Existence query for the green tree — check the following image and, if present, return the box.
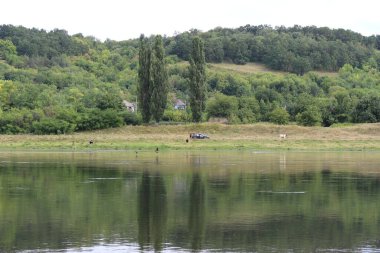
[269,107,290,125]
[138,35,152,123]
[0,39,17,62]
[296,106,322,126]
[352,94,380,123]
[204,37,224,63]
[150,35,168,123]
[189,37,206,122]
[206,93,238,120]
[237,96,260,123]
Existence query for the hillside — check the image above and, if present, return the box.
[0,24,380,135]
[167,25,380,74]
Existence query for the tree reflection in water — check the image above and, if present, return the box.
[188,172,206,251]
[138,171,167,251]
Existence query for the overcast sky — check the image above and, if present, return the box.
[1,0,379,41]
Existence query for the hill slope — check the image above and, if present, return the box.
[0,24,379,135]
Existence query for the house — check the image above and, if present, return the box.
[174,99,186,110]
[122,100,136,112]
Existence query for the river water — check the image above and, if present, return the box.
[0,151,380,252]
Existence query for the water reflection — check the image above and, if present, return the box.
[189,173,205,251]
[0,152,379,252]
[138,172,150,249]
[138,171,167,251]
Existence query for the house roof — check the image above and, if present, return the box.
[122,100,135,107]
[175,99,186,106]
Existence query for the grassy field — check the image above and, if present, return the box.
[209,62,338,77]
[0,123,379,151]
[209,62,286,75]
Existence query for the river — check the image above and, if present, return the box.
[0,151,380,252]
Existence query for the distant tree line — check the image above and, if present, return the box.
[165,25,380,75]
[0,25,379,134]
[0,25,88,57]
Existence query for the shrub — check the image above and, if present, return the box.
[0,108,42,134]
[77,109,124,131]
[352,94,380,123]
[162,110,190,122]
[237,96,260,123]
[237,108,257,123]
[206,94,238,120]
[296,106,322,126]
[120,111,142,125]
[32,118,75,134]
[268,108,290,125]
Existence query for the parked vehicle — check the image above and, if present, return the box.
[190,133,210,139]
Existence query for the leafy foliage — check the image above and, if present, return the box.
[269,108,290,125]
[151,35,169,122]
[206,93,238,120]
[296,106,323,126]
[138,35,152,123]
[189,37,206,122]
[167,25,378,74]
[0,25,379,134]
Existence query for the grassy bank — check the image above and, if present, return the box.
[0,123,379,151]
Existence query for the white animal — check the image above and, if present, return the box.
[279,134,287,139]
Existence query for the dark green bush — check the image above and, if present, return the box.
[206,94,238,119]
[77,109,124,131]
[0,109,42,134]
[120,111,142,125]
[162,110,189,122]
[296,106,322,126]
[32,118,75,134]
[352,94,380,123]
[269,108,290,125]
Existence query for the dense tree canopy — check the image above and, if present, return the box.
[0,25,379,134]
[166,25,379,75]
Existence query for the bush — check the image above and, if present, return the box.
[296,106,322,126]
[162,110,190,122]
[352,94,380,123]
[268,108,290,125]
[77,109,124,131]
[120,111,142,125]
[206,94,238,120]
[0,108,42,134]
[237,108,257,123]
[0,124,25,134]
[32,118,75,134]
[237,96,260,123]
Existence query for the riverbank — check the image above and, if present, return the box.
[0,123,379,151]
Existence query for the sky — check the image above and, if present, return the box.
[1,0,379,41]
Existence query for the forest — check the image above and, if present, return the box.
[0,24,379,134]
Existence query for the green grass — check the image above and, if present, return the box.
[0,123,379,152]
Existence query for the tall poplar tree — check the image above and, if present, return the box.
[189,37,206,122]
[151,35,168,123]
[138,34,152,123]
